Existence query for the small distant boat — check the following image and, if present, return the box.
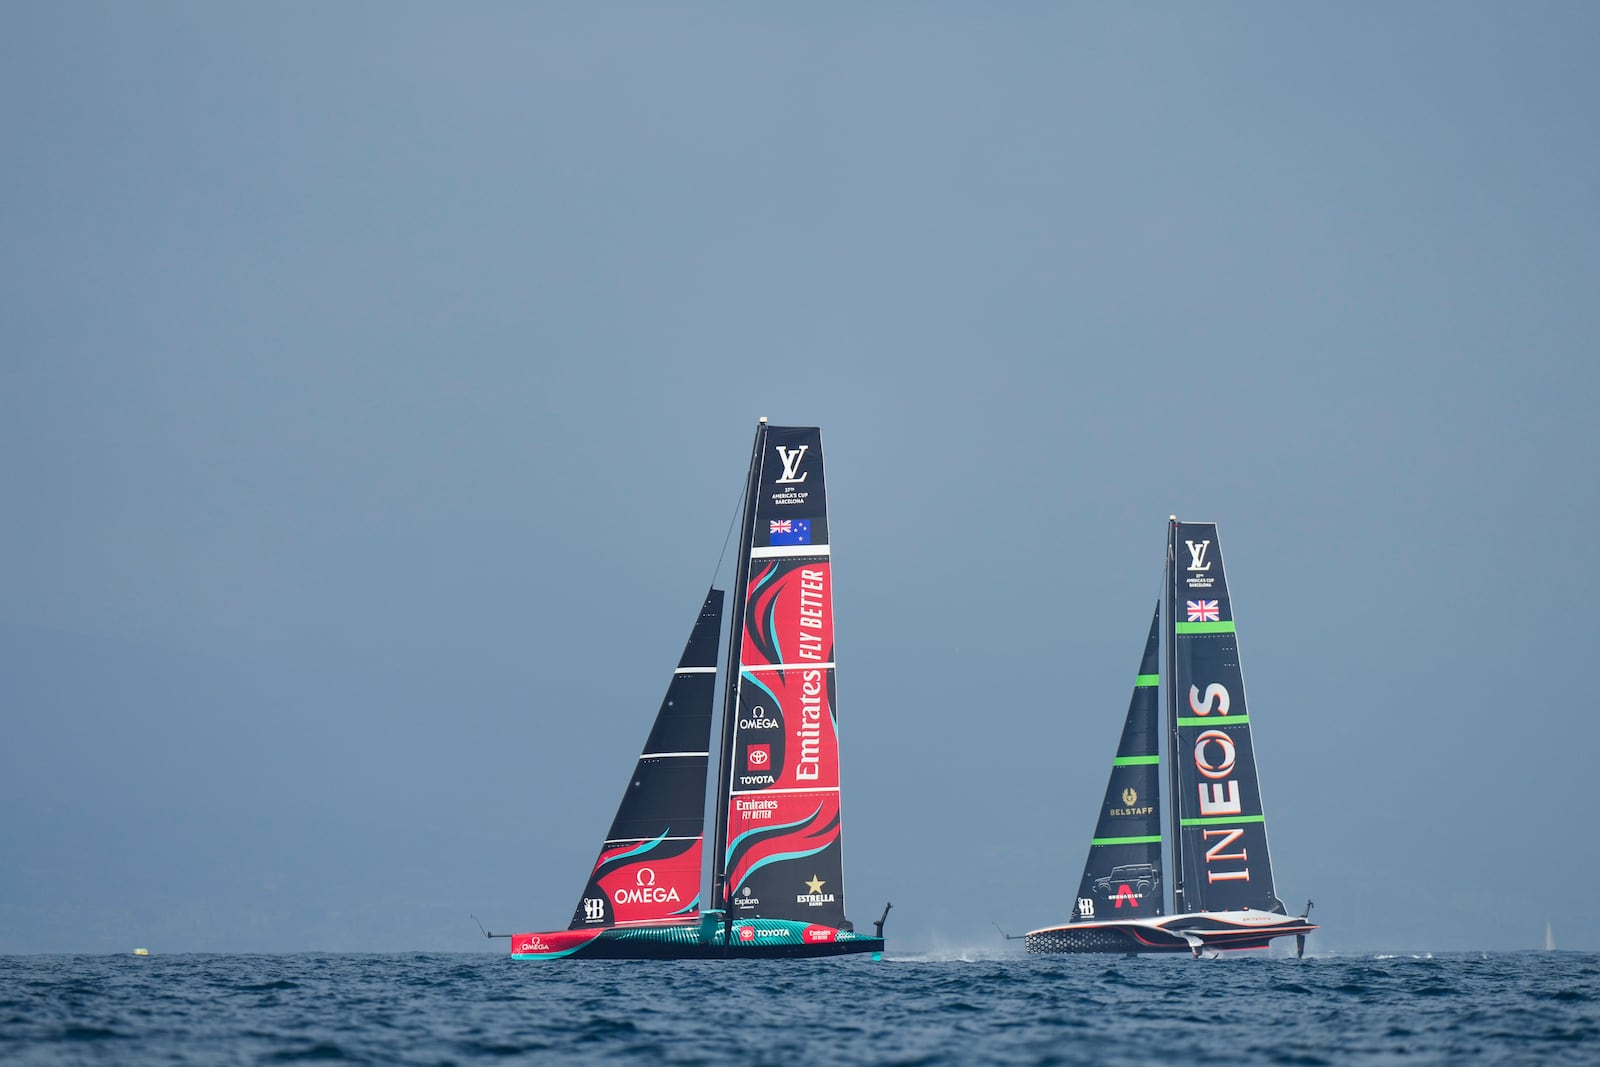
[1023,518,1318,958]
[1545,921,1556,951]
[132,948,150,956]
[502,420,888,961]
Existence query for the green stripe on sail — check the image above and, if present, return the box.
[1176,715,1250,727]
[1174,621,1236,634]
[1134,674,1159,687]
[1179,815,1266,827]
[1092,835,1163,846]
[1112,755,1159,766]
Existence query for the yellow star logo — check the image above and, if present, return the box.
[805,875,826,895]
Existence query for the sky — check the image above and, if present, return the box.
[2,3,1596,956]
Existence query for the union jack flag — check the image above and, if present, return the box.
[770,520,793,534]
[1187,600,1220,622]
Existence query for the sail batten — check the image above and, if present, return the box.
[751,545,832,559]
[730,785,841,796]
[1092,835,1163,846]
[742,661,839,672]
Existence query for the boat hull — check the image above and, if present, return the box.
[510,918,885,961]
[1024,910,1316,956]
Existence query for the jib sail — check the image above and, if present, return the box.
[715,424,849,928]
[1071,605,1164,923]
[1167,520,1284,915]
[567,590,724,929]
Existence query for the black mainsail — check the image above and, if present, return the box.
[1168,520,1284,915]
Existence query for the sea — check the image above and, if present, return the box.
[1,951,1595,1065]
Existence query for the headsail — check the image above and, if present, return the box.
[1168,521,1283,914]
[567,590,724,929]
[716,425,849,929]
[1070,605,1164,923]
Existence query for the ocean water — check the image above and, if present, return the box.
[1,951,1595,1065]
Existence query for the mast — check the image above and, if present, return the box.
[711,418,767,915]
[1166,517,1187,914]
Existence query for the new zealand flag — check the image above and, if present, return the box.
[768,518,811,546]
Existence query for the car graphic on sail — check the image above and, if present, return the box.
[1091,863,1160,901]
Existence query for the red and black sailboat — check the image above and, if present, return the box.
[1024,519,1317,957]
[504,420,888,960]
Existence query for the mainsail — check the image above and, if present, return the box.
[567,590,724,929]
[1167,521,1284,915]
[1070,605,1164,923]
[715,425,849,929]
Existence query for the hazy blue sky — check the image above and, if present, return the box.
[3,4,1596,955]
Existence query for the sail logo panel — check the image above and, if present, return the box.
[731,654,840,792]
[573,837,702,927]
[739,559,834,685]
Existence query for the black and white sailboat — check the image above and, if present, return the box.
[1025,518,1317,957]
[503,420,887,960]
